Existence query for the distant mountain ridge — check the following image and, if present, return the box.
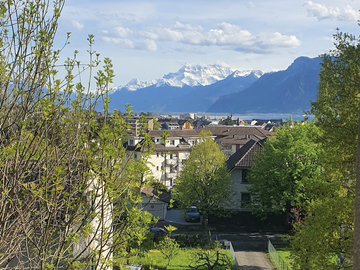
[114,63,263,91]
[108,64,264,112]
[106,57,322,114]
[207,56,322,114]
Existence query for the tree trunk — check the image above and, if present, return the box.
[353,101,360,269]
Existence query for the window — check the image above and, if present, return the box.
[241,193,251,208]
[157,153,160,158]
[156,166,159,171]
[170,140,175,145]
[170,154,173,159]
[134,154,137,159]
[156,138,160,143]
[129,139,134,146]
[242,169,248,183]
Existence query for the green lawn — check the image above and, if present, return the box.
[128,248,235,270]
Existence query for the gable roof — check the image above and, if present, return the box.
[226,138,266,170]
[149,129,201,138]
[204,126,271,138]
[141,187,171,203]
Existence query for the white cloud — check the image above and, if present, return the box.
[303,1,359,21]
[142,39,158,52]
[71,20,84,30]
[206,23,253,46]
[257,32,301,48]
[174,21,203,32]
[114,26,133,38]
[101,36,134,49]
[102,21,301,54]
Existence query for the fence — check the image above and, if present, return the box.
[229,241,240,270]
[215,236,240,270]
[268,240,291,270]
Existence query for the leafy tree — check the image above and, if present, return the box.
[155,225,179,269]
[220,116,235,126]
[173,130,231,231]
[290,30,360,270]
[0,1,151,269]
[248,122,323,224]
[189,250,232,270]
[153,118,161,130]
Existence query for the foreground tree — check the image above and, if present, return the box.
[248,122,322,225]
[173,130,231,231]
[291,30,360,270]
[0,1,151,269]
[155,225,179,269]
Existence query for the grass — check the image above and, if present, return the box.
[272,247,293,270]
[129,248,235,270]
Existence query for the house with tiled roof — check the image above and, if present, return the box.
[177,119,194,130]
[226,138,266,210]
[204,126,271,157]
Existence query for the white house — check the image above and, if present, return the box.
[226,139,265,210]
[140,187,171,220]
[126,130,205,189]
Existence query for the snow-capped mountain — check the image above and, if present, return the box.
[231,69,264,78]
[107,64,264,112]
[123,78,157,91]
[115,64,258,91]
[161,64,236,87]
[98,57,321,114]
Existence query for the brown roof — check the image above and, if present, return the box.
[204,126,271,138]
[216,134,263,146]
[149,129,201,138]
[226,139,265,170]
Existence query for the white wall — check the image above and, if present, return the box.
[141,196,168,220]
[228,168,251,210]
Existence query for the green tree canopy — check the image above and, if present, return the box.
[0,1,152,269]
[290,30,360,270]
[248,122,323,220]
[173,130,231,230]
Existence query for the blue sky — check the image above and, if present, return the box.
[56,0,360,87]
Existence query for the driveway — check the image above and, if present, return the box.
[214,232,279,270]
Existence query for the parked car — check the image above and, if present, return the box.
[150,227,167,237]
[149,226,168,242]
[185,206,200,222]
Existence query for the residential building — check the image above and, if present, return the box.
[126,129,205,189]
[226,139,265,210]
[178,119,194,130]
[140,187,171,220]
[204,126,271,156]
[180,112,197,119]
[126,116,154,136]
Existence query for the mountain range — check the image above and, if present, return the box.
[107,57,322,114]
